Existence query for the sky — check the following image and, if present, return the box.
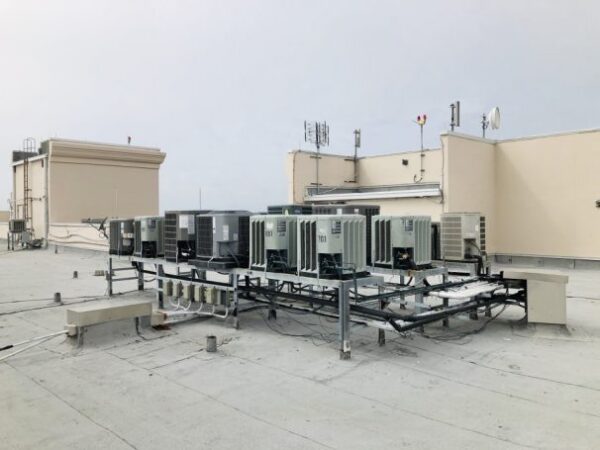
[1,0,599,213]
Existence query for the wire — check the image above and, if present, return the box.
[419,304,510,342]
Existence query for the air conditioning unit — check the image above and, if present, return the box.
[441,212,486,260]
[109,219,134,256]
[312,204,380,265]
[298,215,366,278]
[8,219,25,234]
[164,210,210,262]
[267,204,313,215]
[372,216,431,269]
[250,215,298,272]
[134,216,164,258]
[191,211,251,268]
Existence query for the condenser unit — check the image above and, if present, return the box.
[191,211,251,268]
[267,204,313,215]
[8,219,26,234]
[298,215,366,278]
[109,219,134,256]
[164,210,210,262]
[250,215,298,272]
[441,212,486,260]
[312,204,380,265]
[372,216,432,269]
[134,216,164,258]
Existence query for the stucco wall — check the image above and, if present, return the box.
[49,161,159,222]
[0,211,9,222]
[495,130,600,259]
[443,134,497,251]
[48,139,165,224]
[48,223,108,251]
[358,149,442,186]
[287,151,355,203]
[12,156,47,238]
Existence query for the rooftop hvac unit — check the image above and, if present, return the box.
[191,211,251,269]
[298,215,366,278]
[250,215,298,272]
[109,219,134,256]
[441,213,486,260]
[372,216,432,269]
[164,210,210,262]
[8,219,25,234]
[134,216,164,258]
[312,204,380,265]
[267,204,313,215]
[431,222,441,261]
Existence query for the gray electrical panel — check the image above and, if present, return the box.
[298,215,366,278]
[250,215,298,272]
[441,212,486,260]
[109,219,134,256]
[372,215,432,269]
[134,216,164,258]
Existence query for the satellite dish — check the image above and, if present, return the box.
[487,107,501,130]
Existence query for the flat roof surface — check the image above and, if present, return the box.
[1,248,599,449]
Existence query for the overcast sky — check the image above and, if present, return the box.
[1,1,598,213]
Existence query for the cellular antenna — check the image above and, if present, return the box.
[450,101,461,131]
[304,120,330,194]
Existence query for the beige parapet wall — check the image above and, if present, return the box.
[48,223,108,251]
[287,128,600,260]
[0,211,9,222]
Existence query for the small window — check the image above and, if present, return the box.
[41,159,44,168]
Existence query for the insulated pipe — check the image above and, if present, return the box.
[429,283,500,299]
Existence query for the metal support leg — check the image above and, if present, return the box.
[338,282,351,360]
[137,262,144,291]
[442,272,449,327]
[378,285,386,346]
[267,279,277,320]
[230,274,240,329]
[156,264,165,309]
[107,257,113,297]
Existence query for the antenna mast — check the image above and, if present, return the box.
[304,120,330,194]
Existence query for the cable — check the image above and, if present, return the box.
[0,331,67,362]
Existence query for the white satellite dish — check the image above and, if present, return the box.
[487,107,501,130]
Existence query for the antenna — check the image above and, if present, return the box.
[414,114,427,183]
[304,121,330,194]
[450,101,461,131]
[482,107,501,138]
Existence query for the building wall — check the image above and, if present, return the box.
[12,156,47,237]
[0,211,9,222]
[48,139,165,224]
[287,129,600,260]
[358,148,442,186]
[495,130,600,259]
[286,148,444,220]
[442,134,497,251]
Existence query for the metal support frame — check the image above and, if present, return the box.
[104,255,521,359]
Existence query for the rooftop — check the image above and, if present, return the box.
[1,248,600,449]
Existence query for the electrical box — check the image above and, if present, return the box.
[191,211,251,268]
[193,285,205,303]
[164,210,211,263]
[182,284,194,301]
[205,287,218,305]
[372,216,432,269]
[441,213,486,260]
[312,204,380,265]
[298,215,366,278]
[109,219,135,256]
[134,216,164,258]
[250,215,298,272]
[164,280,174,297]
